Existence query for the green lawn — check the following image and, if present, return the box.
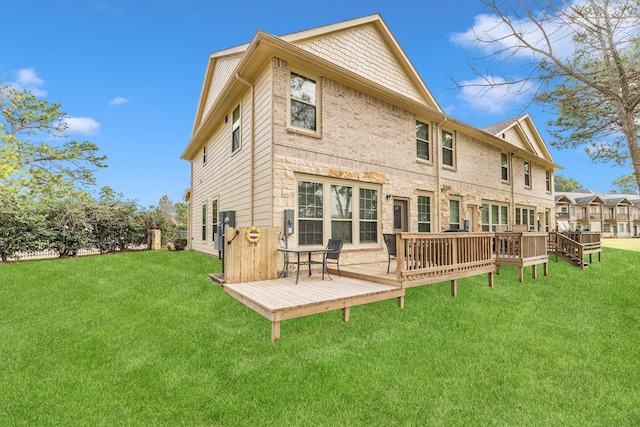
[2,249,640,426]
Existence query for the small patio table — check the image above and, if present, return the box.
[277,247,331,284]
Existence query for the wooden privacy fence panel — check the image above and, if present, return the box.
[224,227,281,284]
[396,232,495,287]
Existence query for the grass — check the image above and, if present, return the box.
[2,248,640,426]
[601,237,640,252]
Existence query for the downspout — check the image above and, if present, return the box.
[435,117,447,231]
[510,152,516,225]
[236,73,255,225]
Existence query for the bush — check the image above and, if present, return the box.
[173,238,187,251]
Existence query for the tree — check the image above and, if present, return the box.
[0,82,107,199]
[554,174,583,192]
[611,173,639,193]
[456,0,640,190]
[175,202,188,225]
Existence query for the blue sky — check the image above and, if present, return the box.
[1,0,633,206]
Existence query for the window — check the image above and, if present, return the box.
[604,223,610,233]
[201,204,207,241]
[203,145,207,165]
[481,202,508,231]
[442,130,454,167]
[449,199,460,230]
[524,161,531,187]
[570,207,576,216]
[298,181,324,245]
[290,72,317,131]
[546,170,551,192]
[359,188,378,243]
[416,121,430,160]
[331,185,353,243]
[297,177,380,246]
[418,195,431,232]
[515,206,536,231]
[232,105,240,152]
[211,199,218,241]
[619,223,625,234]
[501,153,509,181]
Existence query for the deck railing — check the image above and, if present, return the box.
[494,232,549,281]
[396,232,495,289]
[549,232,585,268]
[494,232,547,260]
[561,231,601,254]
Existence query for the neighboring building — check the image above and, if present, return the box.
[555,189,640,237]
[181,14,560,265]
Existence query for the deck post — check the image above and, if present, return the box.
[544,262,548,276]
[271,321,281,343]
[532,264,537,279]
[342,307,350,322]
[451,279,457,297]
[518,267,524,283]
[488,271,494,288]
[397,295,405,309]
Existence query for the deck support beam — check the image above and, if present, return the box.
[271,321,281,343]
[451,279,457,298]
[342,307,350,322]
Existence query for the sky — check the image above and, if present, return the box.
[1,0,634,207]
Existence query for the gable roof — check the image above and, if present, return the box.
[482,114,556,165]
[182,15,561,172]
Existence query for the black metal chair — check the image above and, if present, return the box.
[324,239,343,277]
[383,233,397,274]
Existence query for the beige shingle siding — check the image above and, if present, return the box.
[296,25,423,104]
[190,66,273,256]
[203,55,243,119]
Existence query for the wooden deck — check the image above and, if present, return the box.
[223,275,404,342]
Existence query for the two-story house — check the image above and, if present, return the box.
[181,14,560,266]
[555,190,640,237]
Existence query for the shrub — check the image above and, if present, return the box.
[173,238,187,251]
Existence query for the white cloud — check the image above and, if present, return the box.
[9,68,47,96]
[450,8,577,61]
[108,96,129,106]
[457,76,535,114]
[62,117,101,135]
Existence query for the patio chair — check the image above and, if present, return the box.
[324,239,343,277]
[383,233,397,274]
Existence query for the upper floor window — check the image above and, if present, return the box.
[524,161,531,187]
[416,121,430,160]
[501,153,509,181]
[442,130,454,167]
[418,195,431,232]
[290,72,317,131]
[232,105,241,152]
[545,170,551,192]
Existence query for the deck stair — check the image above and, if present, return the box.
[548,231,601,269]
